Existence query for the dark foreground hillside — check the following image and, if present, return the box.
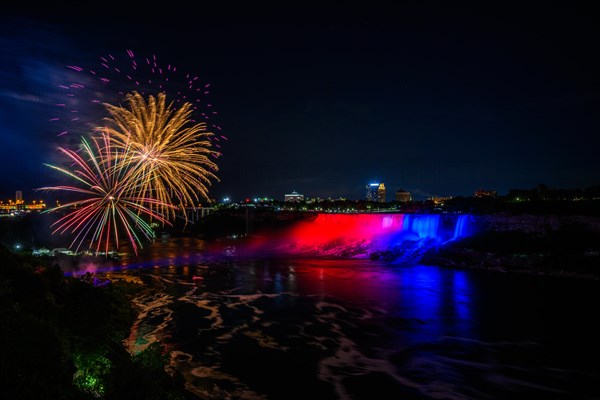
[0,245,193,400]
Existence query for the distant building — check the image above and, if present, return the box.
[366,182,386,202]
[377,183,386,202]
[474,189,497,198]
[366,183,379,201]
[0,197,46,213]
[285,190,304,202]
[395,189,412,202]
[15,190,22,202]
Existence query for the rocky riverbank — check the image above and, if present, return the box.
[420,223,600,280]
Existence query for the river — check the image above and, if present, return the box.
[93,237,598,399]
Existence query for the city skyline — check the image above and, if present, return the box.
[6,181,599,206]
[1,4,599,202]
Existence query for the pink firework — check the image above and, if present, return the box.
[37,133,174,255]
[50,49,227,153]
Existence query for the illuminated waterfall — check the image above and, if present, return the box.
[246,213,474,262]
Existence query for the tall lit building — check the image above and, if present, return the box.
[15,190,22,202]
[377,183,386,202]
[366,182,386,202]
[366,183,379,201]
[395,189,412,202]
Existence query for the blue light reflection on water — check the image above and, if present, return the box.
[387,264,474,343]
[91,237,599,399]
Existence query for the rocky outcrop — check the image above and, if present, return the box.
[472,214,600,234]
[421,215,600,280]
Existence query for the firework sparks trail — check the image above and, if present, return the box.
[51,50,228,150]
[37,133,174,255]
[102,91,220,220]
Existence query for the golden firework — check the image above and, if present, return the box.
[101,91,219,220]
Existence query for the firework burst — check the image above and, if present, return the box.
[38,133,173,255]
[51,49,227,152]
[101,91,220,220]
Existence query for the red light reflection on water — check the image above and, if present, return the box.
[288,259,404,303]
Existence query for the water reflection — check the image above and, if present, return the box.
[98,239,598,400]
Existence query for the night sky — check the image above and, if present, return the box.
[1,3,599,202]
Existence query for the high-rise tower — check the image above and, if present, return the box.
[366,182,386,202]
[377,183,386,202]
[366,183,379,201]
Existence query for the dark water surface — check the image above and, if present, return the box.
[98,238,599,399]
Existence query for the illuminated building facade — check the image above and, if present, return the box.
[0,198,47,214]
[395,189,412,202]
[285,190,304,202]
[377,183,386,202]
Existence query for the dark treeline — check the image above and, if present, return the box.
[441,196,600,216]
[0,245,193,399]
[504,183,600,202]
[443,184,600,215]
